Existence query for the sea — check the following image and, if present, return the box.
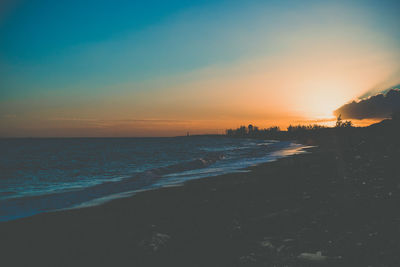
[0,137,309,221]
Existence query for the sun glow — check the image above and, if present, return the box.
[306,90,349,118]
[291,79,360,119]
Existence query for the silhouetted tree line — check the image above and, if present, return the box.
[226,115,353,139]
[226,112,400,144]
[226,112,400,149]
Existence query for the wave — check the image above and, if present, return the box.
[0,139,310,222]
[150,152,224,175]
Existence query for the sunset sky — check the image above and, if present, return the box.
[1,0,400,137]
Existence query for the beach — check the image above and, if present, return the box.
[2,1,400,266]
[1,123,399,266]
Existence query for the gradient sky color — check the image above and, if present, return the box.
[1,0,400,137]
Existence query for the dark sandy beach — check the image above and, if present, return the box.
[1,121,400,266]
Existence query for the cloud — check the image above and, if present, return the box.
[334,88,400,119]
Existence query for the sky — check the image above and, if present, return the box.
[1,0,400,137]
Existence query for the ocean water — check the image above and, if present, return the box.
[0,137,309,221]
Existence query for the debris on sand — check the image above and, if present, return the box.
[140,232,170,252]
[298,251,343,264]
[297,251,327,262]
[239,253,257,263]
[259,240,275,250]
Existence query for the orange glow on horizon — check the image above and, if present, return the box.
[1,0,400,137]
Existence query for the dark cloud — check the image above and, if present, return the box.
[334,89,400,119]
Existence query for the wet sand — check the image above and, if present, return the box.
[1,128,400,266]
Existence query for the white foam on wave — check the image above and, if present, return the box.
[63,190,138,210]
[1,139,314,221]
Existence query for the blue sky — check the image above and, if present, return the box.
[1,0,400,136]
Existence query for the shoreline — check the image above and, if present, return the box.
[0,140,309,223]
[1,133,399,266]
